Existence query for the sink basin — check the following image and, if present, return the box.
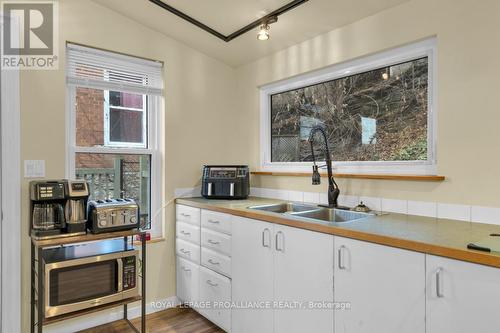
[290,208,372,223]
[248,202,317,214]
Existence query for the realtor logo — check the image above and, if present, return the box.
[1,1,58,69]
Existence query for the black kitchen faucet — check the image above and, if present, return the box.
[308,125,340,208]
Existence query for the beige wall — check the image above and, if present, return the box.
[20,0,247,331]
[19,0,500,331]
[236,0,500,207]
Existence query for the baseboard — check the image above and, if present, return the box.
[44,296,180,333]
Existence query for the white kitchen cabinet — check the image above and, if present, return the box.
[426,255,500,333]
[334,236,425,333]
[176,204,201,225]
[232,216,274,333]
[232,217,334,333]
[273,224,334,333]
[198,266,231,332]
[176,257,199,304]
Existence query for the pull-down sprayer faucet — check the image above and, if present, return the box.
[308,125,340,208]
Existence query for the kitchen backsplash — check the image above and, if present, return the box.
[174,187,500,226]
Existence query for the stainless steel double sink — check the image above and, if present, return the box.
[247,202,373,224]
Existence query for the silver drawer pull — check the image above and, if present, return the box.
[208,219,220,224]
[181,213,191,217]
[262,228,271,248]
[206,280,218,287]
[207,239,220,245]
[180,230,191,236]
[275,231,284,252]
[436,267,444,298]
[181,266,191,272]
[338,245,347,270]
[180,249,191,255]
[208,259,220,265]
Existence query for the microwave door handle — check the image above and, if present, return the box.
[117,258,123,292]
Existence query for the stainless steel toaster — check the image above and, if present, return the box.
[87,198,140,233]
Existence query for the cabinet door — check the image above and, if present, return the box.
[176,257,199,304]
[274,224,334,333]
[198,266,231,332]
[427,255,500,333]
[231,217,274,333]
[334,236,425,333]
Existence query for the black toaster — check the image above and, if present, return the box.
[201,165,249,199]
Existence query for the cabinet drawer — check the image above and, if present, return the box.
[201,228,231,256]
[176,257,199,304]
[176,205,200,225]
[176,238,200,264]
[201,247,231,278]
[201,210,231,235]
[176,222,200,245]
[199,266,231,332]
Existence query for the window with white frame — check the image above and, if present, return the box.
[260,38,436,175]
[66,43,163,237]
[104,90,147,148]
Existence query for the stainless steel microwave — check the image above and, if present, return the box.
[42,239,139,318]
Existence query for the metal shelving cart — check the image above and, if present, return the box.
[30,229,147,332]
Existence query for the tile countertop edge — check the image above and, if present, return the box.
[175,197,500,269]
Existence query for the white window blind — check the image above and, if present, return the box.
[66,43,163,96]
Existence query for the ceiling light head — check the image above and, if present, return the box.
[257,24,270,41]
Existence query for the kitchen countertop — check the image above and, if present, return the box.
[176,196,500,268]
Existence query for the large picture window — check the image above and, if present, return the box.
[66,43,163,237]
[261,38,436,174]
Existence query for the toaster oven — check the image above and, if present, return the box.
[42,239,138,318]
[201,165,249,199]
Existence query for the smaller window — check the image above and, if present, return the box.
[104,91,147,148]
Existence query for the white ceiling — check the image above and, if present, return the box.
[92,0,411,67]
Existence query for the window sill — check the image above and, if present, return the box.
[251,171,445,182]
[133,237,165,246]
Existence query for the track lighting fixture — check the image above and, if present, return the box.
[257,15,278,41]
[257,24,270,40]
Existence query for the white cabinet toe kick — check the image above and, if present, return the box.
[176,204,500,333]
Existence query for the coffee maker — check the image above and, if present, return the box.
[30,180,90,239]
[64,180,90,234]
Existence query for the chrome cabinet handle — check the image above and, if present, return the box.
[229,183,235,196]
[436,267,444,298]
[208,259,220,265]
[181,266,191,272]
[180,249,191,255]
[208,219,220,224]
[117,258,123,292]
[262,228,271,248]
[180,230,191,236]
[275,231,284,252]
[338,246,347,269]
[181,213,191,217]
[206,280,218,287]
[208,239,220,245]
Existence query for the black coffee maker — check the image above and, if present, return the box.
[29,180,90,239]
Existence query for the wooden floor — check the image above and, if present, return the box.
[77,307,224,333]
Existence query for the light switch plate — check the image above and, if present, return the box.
[24,160,45,178]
